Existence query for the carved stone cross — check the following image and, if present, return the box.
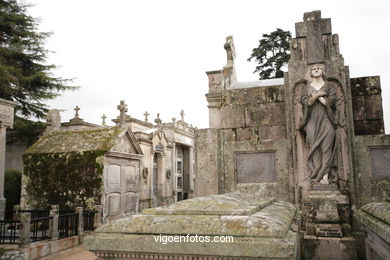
[295,10,332,64]
[117,100,128,126]
[74,106,80,118]
[180,110,185,122]
[144,111,150,122]
[101,114,107,126]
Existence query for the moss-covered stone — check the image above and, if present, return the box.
[85,193,301,258]
[358,201,390,244]
[22,127,121,209]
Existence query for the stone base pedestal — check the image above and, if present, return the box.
[303,235,357,260]
[303,187,351,237]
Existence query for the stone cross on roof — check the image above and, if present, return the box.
[117,100,128,126]
[180,110,185,122]
[143,111,150,122]
[295,10,332,64]
[74,106,80,118]
[101,114,107,126]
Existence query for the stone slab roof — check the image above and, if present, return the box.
[228,78,284,89]
[25,127,121,154]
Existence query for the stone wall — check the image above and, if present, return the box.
[351,76,385,135]
[353,134,390,208]
[196,84,293,202]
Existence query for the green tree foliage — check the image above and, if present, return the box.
[248,28,291,80]
[5,170,21,211]
[0,0,76,119]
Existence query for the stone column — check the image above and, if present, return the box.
[94,205,103,228]
[0,98,16,220]
[49,205,59,240]
[76,207,84,241]
[13,204,21,220]
[189,147,194,193]
[171,143,176,201]
[19,212,31,247]
[0,127,6,219]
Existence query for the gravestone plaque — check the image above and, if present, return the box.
[236,151,277,183]
[370,147,390,181]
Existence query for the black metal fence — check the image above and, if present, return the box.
[58,213,79,239]
[0,207,99,245]
[30,216,52,242]
[83,211,95,231]
[0,220,21,244]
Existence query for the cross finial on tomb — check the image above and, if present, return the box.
[101,114,107,126]
[144,111,150,122]
[180,110,185,122]
[117,100,128,126]
[74,106,80,118]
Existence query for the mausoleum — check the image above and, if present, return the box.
[22,101,196,220]
[85,10,390,259]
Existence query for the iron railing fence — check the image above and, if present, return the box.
[83,210,96,231]
[0,220,21,244]
[58,213,78,239]
[30,216,53,242]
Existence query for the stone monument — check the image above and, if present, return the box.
[0,98,16,219]
[286,10,357,258]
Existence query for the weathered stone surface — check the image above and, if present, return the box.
[143,193,274,215]
[84,193,300,259]
[194,129,219,197]
[350,76,385,135]
[358,201,390,259]
[370,147,390,182]
[353,135,390,208]
[303,235,357,260]
[236,152,277,183]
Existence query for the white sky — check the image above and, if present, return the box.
[28,0,390,132]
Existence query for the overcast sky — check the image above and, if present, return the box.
[28,0,390,132]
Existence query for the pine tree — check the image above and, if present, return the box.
[0,0,76,119]
[248,28,291,80]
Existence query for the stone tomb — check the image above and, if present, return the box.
[84,192,301,259]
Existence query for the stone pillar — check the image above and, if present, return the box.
[19,212,31,247]
[76,207,84,241]
[49,205,59,240]
[0,127,6,219]
[171,143,176,201]
[0,98,16,220]
[95,205,103,228]
[13,204,21,220]
[189,146,194,195]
